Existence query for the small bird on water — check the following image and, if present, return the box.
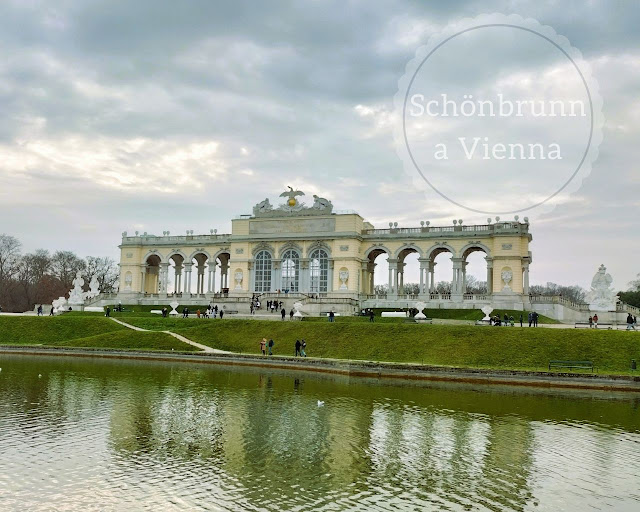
[317,400,325,407]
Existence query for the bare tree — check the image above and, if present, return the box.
[373,284,388,295]
[51,251,86,290]
[529,282,586,303]
[0,234,21,284]
[85,256,119,293]
[436,281,452,294]
[464,275,487,294]
[402,283,420,295]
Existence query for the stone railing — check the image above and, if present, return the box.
[121,233,231,245]
[529,295,590,311]
[617,301,640,315]
[362,222,528,238]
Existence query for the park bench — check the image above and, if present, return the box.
[548,360,594,373]
[574,322,613,329]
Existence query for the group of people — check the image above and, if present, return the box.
[488,312,539,327]
[259,337,307,357]
[181,305,224,319]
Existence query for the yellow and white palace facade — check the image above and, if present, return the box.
[112,189,533,313]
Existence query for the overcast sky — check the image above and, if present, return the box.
[1,0,638,290]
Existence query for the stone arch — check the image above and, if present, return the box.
[425,243,456,261]
[460,241,491,260]
[364,244,391,260]
[459,242,492,295]
[143,251,162,265]
[364,245,391,295]
[188,249,212,263]
[251,243,275,258]
[395,243,423,260]
[142,253,161,294]
[306,241,332,258]
[278,242,303,259]
[166,250,187,264]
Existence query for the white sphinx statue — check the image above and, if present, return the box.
[83,275,101,300]
[68,271,85,305]
[586,264,616,311]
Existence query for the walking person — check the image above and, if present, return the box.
[589,316,593,328]
[295,339,301,357]
[626,313,636,330]
[593,313,598,329]
[519,314,523,327]
[329,310,335,323]
[528,312,533,327]
[290,309,294,320]
[301,339,306,357]
[49,306,54,316]
[281,308,286,321]
[260,338,267,355]
[268,338,274,355]
[533,312,539,327]
[220,309,224,319]
[369,310,375,322]
[37,305,43,316]
[105,306,111,317]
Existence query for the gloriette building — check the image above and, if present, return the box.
[112,188,533,314]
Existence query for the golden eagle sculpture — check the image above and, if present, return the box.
[279,186,304,207]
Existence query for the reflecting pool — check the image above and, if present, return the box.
[0,354,638,511]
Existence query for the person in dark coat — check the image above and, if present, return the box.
[295,339,301,357]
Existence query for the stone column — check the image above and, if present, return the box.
[140,267,146,295]
[429,261,436,293]
[485,257,493,295]
[452,258,463,296]
[272,259,281,292]
[418,258,428,296]
[461,261,468,294]
[388,259,398,297]
[367,262,376,295]
[220,263,228,291]
[197,264,206,294]
[159,262,169,297]
[183,263,192,297]
[211,265,216,294]
[328,260,334,293]
[360,262,368,294]
[300,258,310,293]
[523,261,530,295]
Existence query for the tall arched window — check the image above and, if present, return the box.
[309,249,329,293]
[254,250,272,292]
[281,249,300,292]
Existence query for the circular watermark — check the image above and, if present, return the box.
[394,14,603,216]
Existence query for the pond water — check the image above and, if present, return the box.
[0,354,638,511]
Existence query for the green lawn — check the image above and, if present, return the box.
[172,319,640,375]
[0,316,195,351]
[2,315,638,376]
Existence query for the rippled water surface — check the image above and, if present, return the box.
[0,354,639,511]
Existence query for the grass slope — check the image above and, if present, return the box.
[174,320,640,375]
[0,316,124,344]
[0,316,196,351]
[49,330,198,351]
